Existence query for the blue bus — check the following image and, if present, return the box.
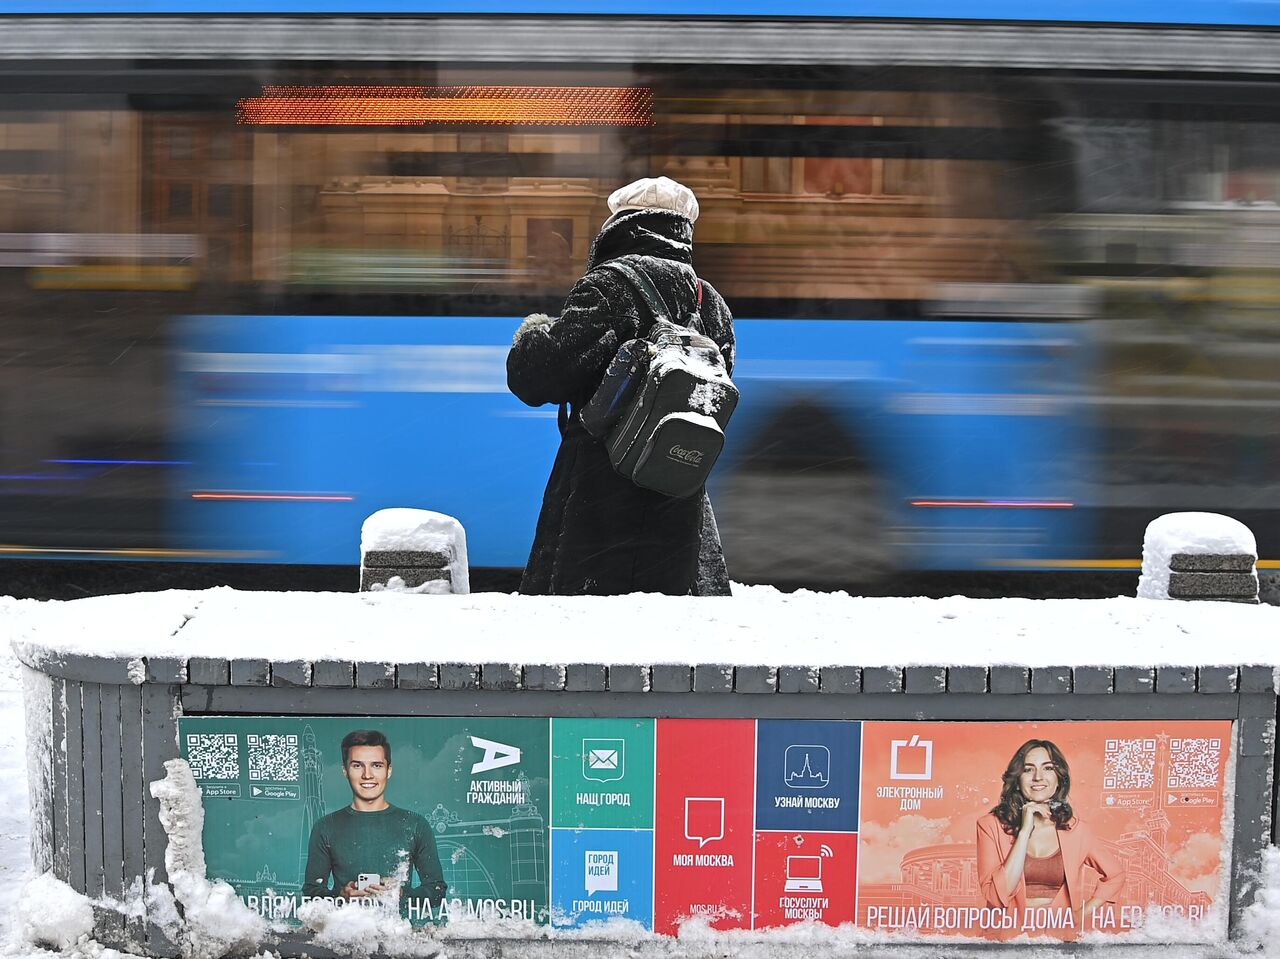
[1,7,1277,583]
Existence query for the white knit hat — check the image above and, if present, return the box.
[606,176,699,223]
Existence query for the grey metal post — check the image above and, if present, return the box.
[1230,675,1278,935]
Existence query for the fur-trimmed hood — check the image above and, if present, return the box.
[587,209,693,273]
[512,312,555,345]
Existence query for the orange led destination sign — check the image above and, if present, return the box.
[236,85,653,126]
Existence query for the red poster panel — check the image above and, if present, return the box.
[753,831,857,928]
[858,721,1233,943]
[654,719,756,934]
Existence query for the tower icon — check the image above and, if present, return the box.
[783,745,831,789]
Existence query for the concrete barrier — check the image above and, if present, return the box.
[13,511,1277,956]
[15,640,1277,957]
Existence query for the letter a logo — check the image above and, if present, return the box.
[469,735,522,774]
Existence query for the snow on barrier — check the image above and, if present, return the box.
[9,588,1280,958]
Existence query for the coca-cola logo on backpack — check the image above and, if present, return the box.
[668,444,705,467]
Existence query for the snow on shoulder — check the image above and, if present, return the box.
[6,585,1280,672]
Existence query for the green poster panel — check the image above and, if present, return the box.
[179,715,550,926]
[551,718,654,829]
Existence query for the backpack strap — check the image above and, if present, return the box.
[601,257,703,334]
[601,258,669,326]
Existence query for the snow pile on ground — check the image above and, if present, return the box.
[1,597,38,933]
[149,760,266,959]
[14,873,94,951]
[291,853,441,957]
[360,508,469,594]
[293,897,443,958]
[1240,845,1280,947]
[1138,511,1258,600]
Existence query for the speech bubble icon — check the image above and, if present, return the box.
[684,797,725,848]
[584,850,618,896]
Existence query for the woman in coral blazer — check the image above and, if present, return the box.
[976,739,1126,935]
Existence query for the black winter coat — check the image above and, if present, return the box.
[507,209,736,596]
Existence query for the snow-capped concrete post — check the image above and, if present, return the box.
[1137,512,1259,604]
[359,508,470,594]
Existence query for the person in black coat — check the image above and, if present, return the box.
[507,176,736,596]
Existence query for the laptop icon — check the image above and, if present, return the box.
[784,854,824,893]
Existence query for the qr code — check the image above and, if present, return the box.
[1103,738,1156,790]
[186,733,240,780]
[1168,737,1223,789]
[247,734,299,781]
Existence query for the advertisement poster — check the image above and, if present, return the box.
[654,718,757,933]
[550,717,655,928]
[751,720,861,929]
[180,716,551,925]
[858,720,1233,942]
[180,716,1233,941]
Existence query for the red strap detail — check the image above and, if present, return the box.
[696,279,703,308]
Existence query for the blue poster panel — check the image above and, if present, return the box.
[754,719,861,832]
[550,828,654,929]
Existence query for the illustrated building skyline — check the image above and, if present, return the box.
[297,724,325,886]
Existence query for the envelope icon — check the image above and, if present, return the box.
[582,738,626,783]
[590,749,619,769]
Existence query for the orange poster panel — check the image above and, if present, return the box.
[857,721,1232,942]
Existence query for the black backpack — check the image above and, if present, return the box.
[579,258,738,498]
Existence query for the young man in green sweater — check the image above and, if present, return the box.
[302,729,447,915]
